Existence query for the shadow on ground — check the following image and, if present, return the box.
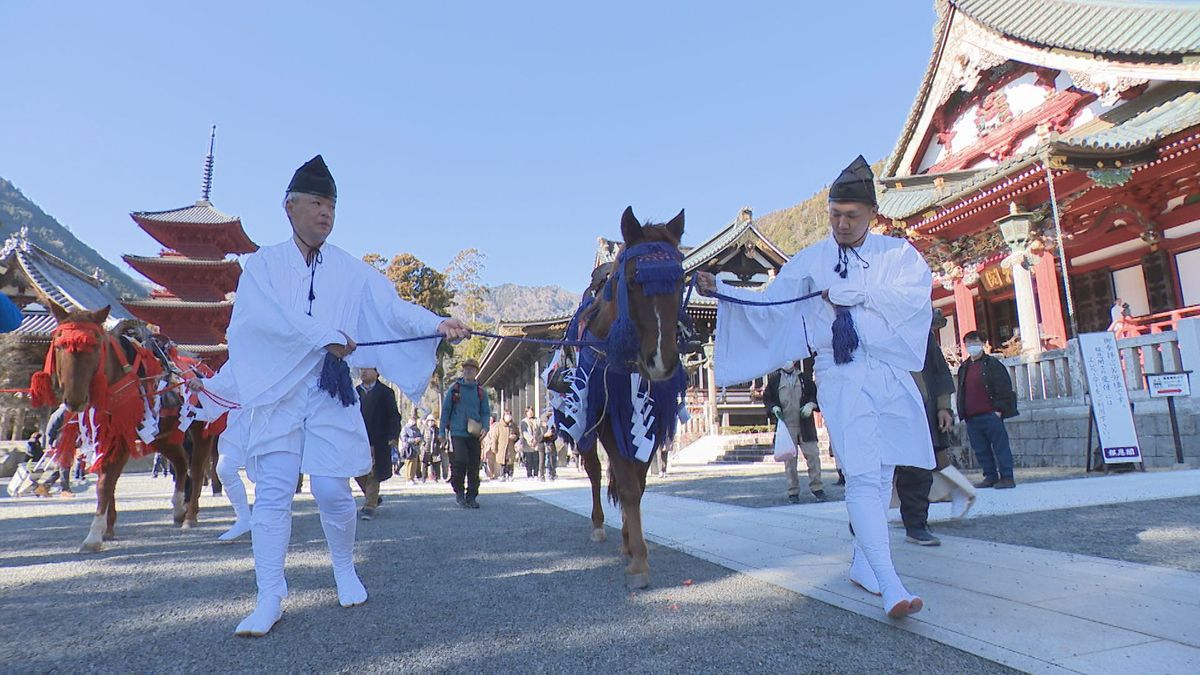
[939,495,1200,573]
[649,470,844,509]
[0,479,1013,674]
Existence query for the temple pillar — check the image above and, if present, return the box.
[953,281,977,356]
[705,340,718,431]
[996,204,1042,354]
[1010,263,1041,353]
[1034,252,1068,348]
[532,359,541,417]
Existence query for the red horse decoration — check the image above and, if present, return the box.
[31,302,222,552]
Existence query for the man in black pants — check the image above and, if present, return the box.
[895,310,956,546]
[440,359,490,509]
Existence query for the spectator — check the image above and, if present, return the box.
[354,366,401,520]
[441,359,490,509]
[401,413,424,485]
[539,409,558,481]
[895,309,955,546]
[763,358,826,504]
[482,414,499,480]
[494,411,519,482]
[25,431,72,497]
[152,452,172,478]
[1108,298,1135,338]
[519,407,541,479]
[956,331,1019,489]
[423,414,444,482]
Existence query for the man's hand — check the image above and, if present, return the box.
[438,318,471,342]
[800,402,817,418]
[326,330,356,359]
[771,405,783,419]
[938,409,954,432]
[695,272,717,297]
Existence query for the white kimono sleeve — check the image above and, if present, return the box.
[833,242,932,373]
[349,266,445,404]
[216,253,345,408]
[713,266,819,387]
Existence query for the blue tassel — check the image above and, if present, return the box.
[832,306,859,364]
[318,352,357,407]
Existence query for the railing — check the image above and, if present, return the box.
[997,331,1183,406]
[1129,305,1200,335]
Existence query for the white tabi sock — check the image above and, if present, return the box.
[235,595,282,637]
[848,542,881,595]
[312,475,367,607]
[217,455,252,541]
[845,465,919,615]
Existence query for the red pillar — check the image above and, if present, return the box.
[1034,252,1068,349]
[953,281,977,356]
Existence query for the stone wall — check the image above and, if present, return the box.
[986,398,1199,469]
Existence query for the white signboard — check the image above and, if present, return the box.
[1146,372,1191,398]
[1079,332,1142,464]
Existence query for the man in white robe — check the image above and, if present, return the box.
[190,155,469,636]
[697,156,933,619]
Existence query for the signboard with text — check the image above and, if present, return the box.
[1079,332,1142,464]
[1146,372,1191,398]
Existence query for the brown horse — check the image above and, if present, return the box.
[39,303,217,551]
[576,207,686,589]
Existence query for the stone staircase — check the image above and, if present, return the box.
[712,443,774,464]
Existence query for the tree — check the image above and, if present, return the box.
[363,252,454,315]
[445,248,488,325]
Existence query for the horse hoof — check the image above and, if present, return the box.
[590,528,606,543]
[625,572,650,590]
[80,541,103,553]
[102,532,115,542]
[181,520,195,530]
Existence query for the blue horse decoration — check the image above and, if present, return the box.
[543,206,689,589]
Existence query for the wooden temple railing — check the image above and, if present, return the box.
[1127,305,1200,335]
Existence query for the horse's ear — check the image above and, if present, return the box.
[48,300,70,324]
[620,206,642,244]
[665,209,685,241]
[91,306,111,324]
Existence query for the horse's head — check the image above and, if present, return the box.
[598,206,685,381]
[47,302,111,412]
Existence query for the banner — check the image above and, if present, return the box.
[1078,332,1142,464]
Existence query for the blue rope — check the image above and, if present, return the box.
[707,289,824,306]
[355,330,605,349]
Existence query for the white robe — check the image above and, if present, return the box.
[200,239,444,477]
[714,233,935,475]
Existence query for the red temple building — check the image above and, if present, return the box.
[875,0,1200,355]
[122,128,257,368]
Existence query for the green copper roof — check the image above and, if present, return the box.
[954,0,1200,56]
[1060,87,1200,151]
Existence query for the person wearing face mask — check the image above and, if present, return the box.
[763,357,826,503]
[956,331,1019,489]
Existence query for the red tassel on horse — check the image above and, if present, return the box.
[29,371,55,408]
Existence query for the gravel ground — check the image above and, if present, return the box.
[0,475,1013,674]
[937,495,1200,573]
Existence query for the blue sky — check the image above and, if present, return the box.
[0,1,936,289]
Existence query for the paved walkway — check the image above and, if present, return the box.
[517,469,1200,675]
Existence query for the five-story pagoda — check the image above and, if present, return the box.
[122,127,257,368]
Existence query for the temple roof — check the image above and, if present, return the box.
[954,0,1200,57]
[122,299,234,311]
[682,211,787,273]
[122,254,242,269]
[0,230,133,321]
[132,200,239,225]
[882,0,1200,180]
[878,84,1200,220]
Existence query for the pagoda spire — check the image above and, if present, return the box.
[200,125,216,202]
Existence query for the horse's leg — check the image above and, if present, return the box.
[102,449,130,540]
[582,449,605,543]
[158,441,189,526]
[620,506,632,558]
[81,464,109,553]
[185,429,214,528]
[613,455,652,589]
